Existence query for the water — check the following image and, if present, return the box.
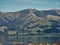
[0,33,60,45]
[0,36,60,45]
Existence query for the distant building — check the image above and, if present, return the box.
[0,26,7,32]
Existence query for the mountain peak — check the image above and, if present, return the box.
[20,8,38,12]
[26,8,37,11]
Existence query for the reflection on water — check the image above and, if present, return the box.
[0,43,60,45]
[0,36,60,45]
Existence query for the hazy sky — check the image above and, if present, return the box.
[0,0,60,12]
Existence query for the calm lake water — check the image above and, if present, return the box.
[0,36,60,45]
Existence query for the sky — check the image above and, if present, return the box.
[0,0,60,12]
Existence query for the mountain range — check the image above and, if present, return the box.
[0,9,60,33]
